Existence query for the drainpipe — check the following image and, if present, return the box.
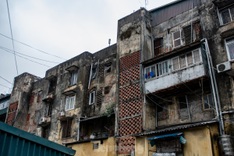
[201,38,225,135]
[77,118,80,141]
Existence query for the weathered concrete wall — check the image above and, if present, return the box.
[6,73,40,129]
[184,125,219,156]
[135,124,219,156]
[83,44,117,117]
[68,137,115,156]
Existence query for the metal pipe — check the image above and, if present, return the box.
[201,38,225,135]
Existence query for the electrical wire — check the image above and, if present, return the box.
[0,46,60,64]
[0,32,66,61]
[5,0,18,75]
[0,75,12,84]
[0,83,11,89]
[0,47,51,68]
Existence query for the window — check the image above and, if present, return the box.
[144,61,169,79]
[178,96,187,109]
[42,126,50,139]
[172,30,182,48]
[144,49,202,80]
[154,38,163,56]
[225,38,234,60]
[65,95,75,111]
[46,104,52,116]
[89,91,96,105]
[104,62,112,73]
[48,77,57,93]
[203,93,214,110]
[91,64,97,79]
[172,57,179,71]
[70,71,78,85]
[171,49,201,71]
[219,6,234,25]
[61,119,72,138]
[93,143,99,149]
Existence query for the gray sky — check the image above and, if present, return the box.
[0,0,175,94]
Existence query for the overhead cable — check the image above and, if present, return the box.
[0,32,66,60]
[5,0,18,75]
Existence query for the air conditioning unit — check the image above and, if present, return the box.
[39,117,46,124]
[217,61,231,73]
[59,111,65,117]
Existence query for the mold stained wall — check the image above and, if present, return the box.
[44,52,93,143]
[7,73,40,130]
[84,44,117,117]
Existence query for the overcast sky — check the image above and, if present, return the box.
[0,0,175,94]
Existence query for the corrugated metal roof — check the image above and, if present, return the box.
[0,122,76,156]
[136,120,218,136]
[150,0,201,26]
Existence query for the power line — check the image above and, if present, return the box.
[5,0,19,75]
[0,76,12,84]
[0,83,11,89]
[0,47,51,68]
[0,46,60,64]
[0,32,66,60]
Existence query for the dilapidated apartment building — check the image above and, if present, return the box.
[3,0,234,155]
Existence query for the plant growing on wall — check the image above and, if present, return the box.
[103,103,115,117]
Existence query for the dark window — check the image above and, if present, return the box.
[61,119,72,138]
[42,126,50,139]
[203,93,214,110]
[183,25,192,45]
[93,143,99,149]
[47,104,52,117]
[154,38,163,56]
[48,77,57,93]
[91,64,97,79]
[178,96,187,109]
[104,62,112,73]
[104,86,110,94]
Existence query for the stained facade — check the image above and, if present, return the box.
[3,0,234,155]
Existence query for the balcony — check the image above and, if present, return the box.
[144,48,208,94]
[42,93,54,103]
[38,116,51,127]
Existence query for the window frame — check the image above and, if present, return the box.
[203,93,214,110]
[61,119,72,138]
[89,90,96,105]
[225,37,234,61]
[172,30,182,48]
[219,5,234,25]
[65,95,76,111]
[70,70,78,86]
[144,48,202,80]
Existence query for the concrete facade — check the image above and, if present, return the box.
[3,0,234,155]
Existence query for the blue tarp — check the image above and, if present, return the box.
[148,132,183,141]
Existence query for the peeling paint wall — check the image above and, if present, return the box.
[68,137,116,156]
